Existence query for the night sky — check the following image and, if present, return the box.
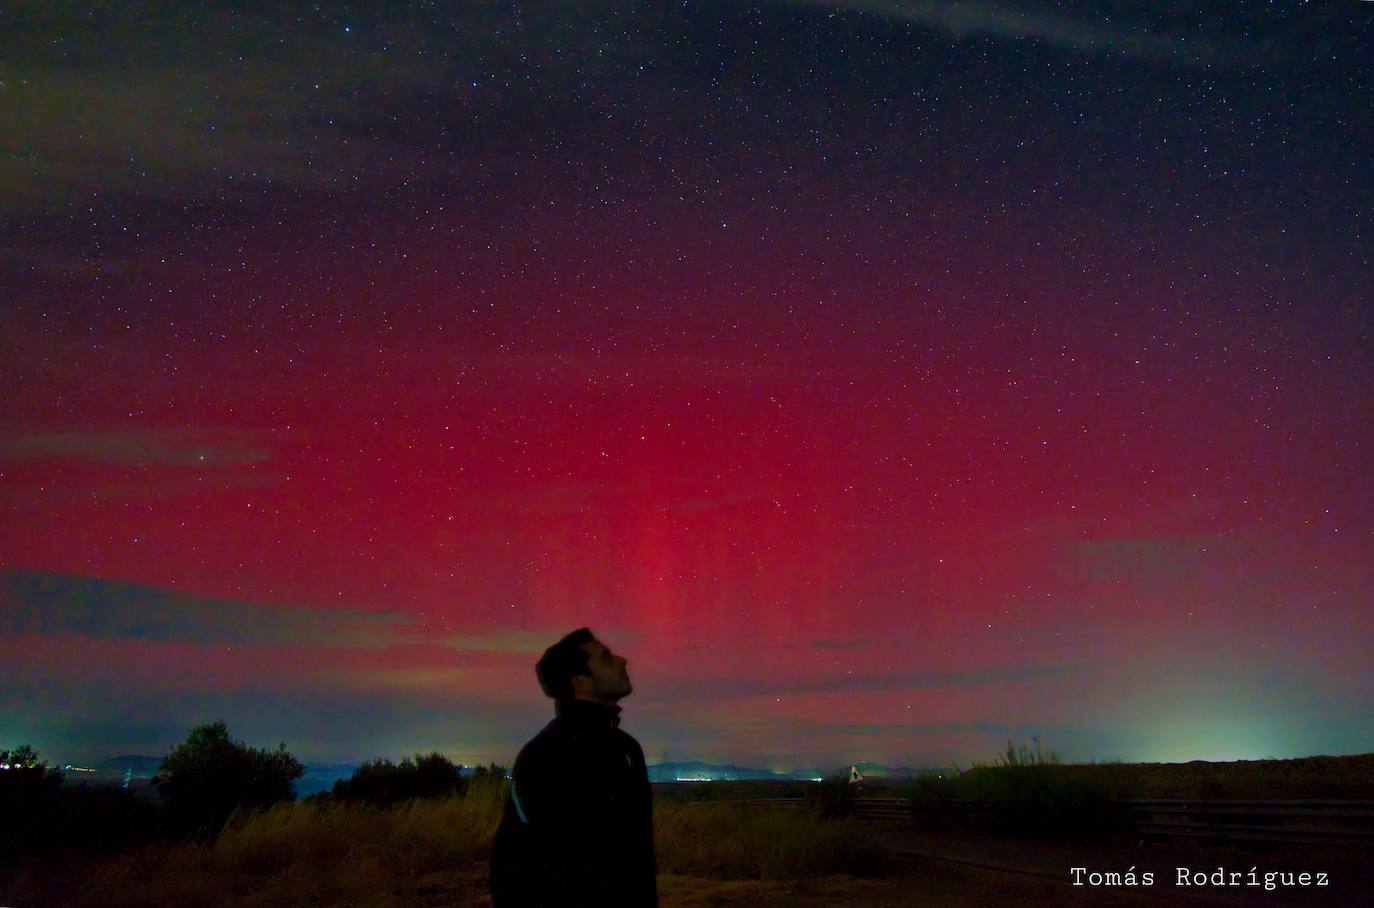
[3,2,1371,771]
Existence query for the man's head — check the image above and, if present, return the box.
[536,627,632,705]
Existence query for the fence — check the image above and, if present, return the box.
[689,796,1374,849]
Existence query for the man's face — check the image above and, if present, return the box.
[572,638,632,704]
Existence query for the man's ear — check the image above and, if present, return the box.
[569,674,591,697]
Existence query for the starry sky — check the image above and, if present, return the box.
[2,2,1371,771]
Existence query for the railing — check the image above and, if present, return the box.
[1127,798,1374,849]
[686,796,1374,849]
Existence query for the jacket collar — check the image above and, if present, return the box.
[555,697,622,728]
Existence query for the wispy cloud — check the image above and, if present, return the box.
[0,428,276,468]
[823,718,1084,740]
[442,628,564,656]
[640,661,1078,702]
[1054,532,1269,595]
[0,5,652,216]
[0,676,540,764]
[0,571,412,647]
[0,570,590,661]
[739,716,1085,746]
[1,24,428,214]
[790,1,1263,66]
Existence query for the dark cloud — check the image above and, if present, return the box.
[0,676,541,764]
[2,7,433,213]
[0,570,411,647]
[641,661,1079,702]
[1056,533,1278,595]
[0,3,660,216]
[0,570,596,657]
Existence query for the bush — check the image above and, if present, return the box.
[471,761,508,779]
[1,745,64,806]
[153,721,304,842]
[0,745,66,853]
[330,751,466,807]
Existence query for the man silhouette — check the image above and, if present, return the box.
[489,628,658,907]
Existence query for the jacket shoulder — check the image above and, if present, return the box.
[513,720,564,770]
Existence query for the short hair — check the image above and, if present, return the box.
[535,627,596,700]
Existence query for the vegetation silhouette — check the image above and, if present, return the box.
[8,732,1374,905]
[153,720,304,842]
[328,751,466,807]
[1,744,161,855]
[902,738,1128,840]
[1,745,64,853]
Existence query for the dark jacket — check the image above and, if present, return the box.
[489,698,658,907]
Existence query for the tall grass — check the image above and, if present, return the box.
[78,771,890,906]
[655,801,894,879]
[219,769,506,869]
[901,739,1128,840]
[904,748,1374,804]
[84,772,509,907]
[891,743,1374,841]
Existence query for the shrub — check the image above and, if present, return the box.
[330,751,466,807]
[153,721,304,842]
[471,762,508,778]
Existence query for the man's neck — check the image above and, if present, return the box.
[556,696,623,726]
[572,693,621,708]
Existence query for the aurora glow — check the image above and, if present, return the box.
[2,2,1370,770]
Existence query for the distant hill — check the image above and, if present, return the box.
[644,760,957,783]
[55,754,954,795]
[296,763,360,798]
[647,760,821,782]
[841,761,957,782]
[47,754,163,792]
[298,762,514,797]
[97,754,163,773]
[274,759,954,791]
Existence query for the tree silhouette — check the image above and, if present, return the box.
[153,721,303,840]
[331,751,465,806]
[0,744,41,768]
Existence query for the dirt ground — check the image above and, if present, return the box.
[659,849,1372,908]
[4,832,1370,907]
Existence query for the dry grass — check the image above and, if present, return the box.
[58,774,890,907]
[654,801,894,879]
[78,773,509,907]
[888,745,1374,842]
[903,752,1374,802]
[213,779,505,878]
